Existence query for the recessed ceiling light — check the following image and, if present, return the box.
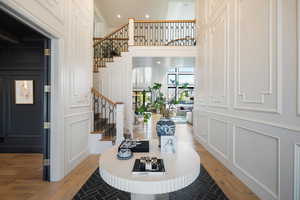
[145,14,150,19]
[117,14,121,18]
[156,61,161,64]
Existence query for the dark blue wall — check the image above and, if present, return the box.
[0,40,44,153]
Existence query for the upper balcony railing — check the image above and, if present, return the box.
[93,19,196,71]
[133,19,196,46]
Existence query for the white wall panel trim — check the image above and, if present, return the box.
[297,0,300,116]
[208,118,229,160]
[206,111,300,133]
[234,0,281,113]
[196,113,209,142]
[64,111,92,119]
[207,0,225,21]
[208,5,229,108]
[294,144,300,200]
[295,144,300,200]
[233,125,280,199]
[65,115,90,173]
[36,0,65,24]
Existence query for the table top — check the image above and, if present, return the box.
[99,140,200,194]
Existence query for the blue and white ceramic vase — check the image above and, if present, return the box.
[156,117,176,147]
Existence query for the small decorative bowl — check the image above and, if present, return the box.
[117,149,133,160]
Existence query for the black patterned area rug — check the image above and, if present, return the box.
[73,165,229,200]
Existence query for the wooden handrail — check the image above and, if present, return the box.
[134,19,196,23]
[94,37,128,41]
[91,88,123,105]
[166,37,195,45]
[93,23,129,47]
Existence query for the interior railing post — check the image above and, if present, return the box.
[115,103,124,145]
[128,18,135,46]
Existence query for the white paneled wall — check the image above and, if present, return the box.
[0,0,93,181]
[194,0,300,200]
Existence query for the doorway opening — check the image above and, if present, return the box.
[0,9,51,181]
[132,57,195,139]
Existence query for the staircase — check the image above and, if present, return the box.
[94,23,129,71]
[89,88,124,153]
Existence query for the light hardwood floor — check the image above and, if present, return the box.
[0,115,260,200]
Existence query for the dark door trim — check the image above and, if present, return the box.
[43,39,51,181]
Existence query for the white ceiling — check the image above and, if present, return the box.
[95,0,195,28]
[133,57,195,69]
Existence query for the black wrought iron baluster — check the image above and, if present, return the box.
[113,105,116,138]
[175,22,178,46]
[143,23,145,46]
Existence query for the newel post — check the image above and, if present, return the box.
[128,18,135,46]
[115,103,124,145]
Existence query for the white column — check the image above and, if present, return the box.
[116,103,124,144]
[128,18,135,46]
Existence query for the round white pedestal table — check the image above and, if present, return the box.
[99,140,200,200]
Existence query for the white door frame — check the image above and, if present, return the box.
[0,2,65,181]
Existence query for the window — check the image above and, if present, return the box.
[167,66,195,104]
[168,68,177,73]
[178,67,194,73]
[168,74,176,85]
[167,88,176,100]
[178,74,194,85]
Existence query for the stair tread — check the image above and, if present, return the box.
[90,130,105,134]
[100,135,115,141]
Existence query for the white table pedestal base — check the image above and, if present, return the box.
[131,193,169,200]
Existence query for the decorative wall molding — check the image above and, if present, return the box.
[196,112,209,142]
[72,0,93,22]
[234,0,281,113]
[207,0,225,21]
[69,3,91,109]
[36,0,65,24]
[295,144,300,200]
[208,5,229,108]
[298,0,300,116]
[206,110,300,133]
[233,125,280,199]
[198,31,209,105]
[65,113,90,173]
[208,118,229,160]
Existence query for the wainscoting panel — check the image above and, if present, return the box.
[233,126,279,199]
[298,0,300,116]
[209,119,228,159]
[295,144,300,200]
[234,0,280,113]
[195,0,299,199]
[194,112,209,142]
[65,112,90,174]
[197,31,209,106]
[208,5,229,108]
[69,3,92,109]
